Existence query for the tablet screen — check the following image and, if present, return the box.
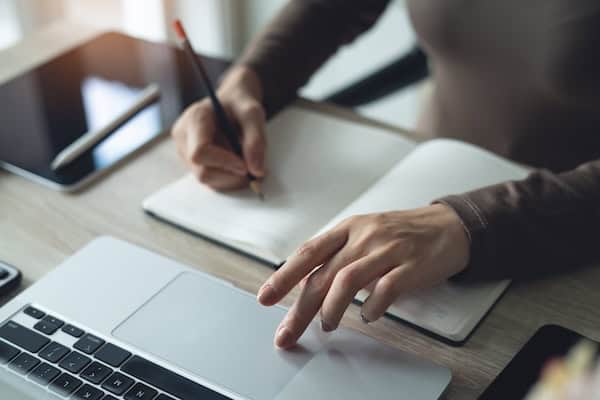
[479,325,599,399]
[0,32,227,188]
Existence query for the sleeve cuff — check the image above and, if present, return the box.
[434,195,497,282]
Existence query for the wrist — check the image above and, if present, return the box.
[432,203,471,275]
[220,65,263,103]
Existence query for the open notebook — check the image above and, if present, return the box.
[143,106,529,343]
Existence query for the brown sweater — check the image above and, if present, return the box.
[240,0,600,281]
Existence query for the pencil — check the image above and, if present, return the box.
[172,19,264,200]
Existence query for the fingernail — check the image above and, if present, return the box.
[321,320,336,332]
[360,313,371,324]
[275,326,294,349]
[257,283,277,305]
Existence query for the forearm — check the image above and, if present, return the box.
[238,0,390,115]
[439,159,600,281]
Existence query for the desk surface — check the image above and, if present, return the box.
[2,21,600,400]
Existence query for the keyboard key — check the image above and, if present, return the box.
[81,361,113,384]
[42,315,64,328]
[49,372,83,396]
[125,383,158,400]
[156,395,176,400]
[0,268,8,279]
[39,341,70,363]
[8,353,40,374]
[95,343,131,367]
[73,384,105,400]
[122,356,231,400]
[62,324,85,338]
[24,306,45,319]
[75,334,105,355]
[29,362,61,385]
[101,372,134,395]
[59,351,91,373]
[0,321,49,353]
[103,396,118,400]
[0,339,20,364]
[34,320,61,335]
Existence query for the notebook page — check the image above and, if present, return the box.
[321,139,529,340]
[143,107,416,263]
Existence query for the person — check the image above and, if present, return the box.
[171,0,600,349]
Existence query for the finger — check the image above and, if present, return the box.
[360,263,422,323]
[257,228,348,306]
[185,101,216,145]
[183,102,247,175]
[237,103,267,177]
[274,243,367,348]
[187,138,247,176]
[191,166,248,191]
[320,248,397,331]
[273,266,331,349]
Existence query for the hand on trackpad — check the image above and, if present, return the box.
[112,272,327,399]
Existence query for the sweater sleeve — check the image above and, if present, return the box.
[438,159,600,282]
[238,0,391,115]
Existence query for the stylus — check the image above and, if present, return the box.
[50,83,161,171]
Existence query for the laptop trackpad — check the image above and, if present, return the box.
[113,272,327,399]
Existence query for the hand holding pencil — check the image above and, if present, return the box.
[171,20,266,198]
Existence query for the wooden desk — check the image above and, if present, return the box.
[2,21,599,400]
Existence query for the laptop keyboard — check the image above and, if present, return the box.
[0,306,232,400]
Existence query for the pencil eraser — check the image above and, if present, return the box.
[173,19,187,40]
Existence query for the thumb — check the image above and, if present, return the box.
[238,103,267,177]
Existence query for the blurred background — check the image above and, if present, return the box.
[0,0,423,130]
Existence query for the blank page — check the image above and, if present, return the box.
[324,139,529,341]
[143,107,415,263]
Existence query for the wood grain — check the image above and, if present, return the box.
[1,21,599,400]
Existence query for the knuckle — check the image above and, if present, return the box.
[387,238,409,254]
[239,101,265,120]
[371,212,387,225]
[376,276,398,299]
[245,131,265,149]
[188,144,209,164]
[341,215,362,228]
[296,241,318,257]
[194,168,211,184]
[335,268,361,292]
[188,102,213,126]
[305,271,330,296]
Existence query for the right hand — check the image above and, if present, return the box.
[171,66,267,190]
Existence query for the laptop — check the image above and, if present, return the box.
[0,237,451,399]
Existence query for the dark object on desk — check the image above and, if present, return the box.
[324,45,429,107]
[0,261,21,298]
[479,325,599,399]
[0,32,229,191]
[173,20,264,200]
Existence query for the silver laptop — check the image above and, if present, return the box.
[0,237,450,399]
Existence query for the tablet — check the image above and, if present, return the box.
[479,325,599,399]
[0,32,228,191]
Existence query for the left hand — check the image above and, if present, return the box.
[256,204,471,349]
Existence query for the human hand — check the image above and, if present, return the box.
[257,204,471,349]
[171,65,267,190]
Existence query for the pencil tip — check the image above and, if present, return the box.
[249,180,264,201]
